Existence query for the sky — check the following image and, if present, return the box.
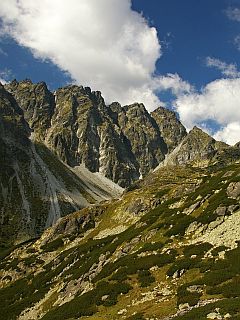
[0,0,240,144]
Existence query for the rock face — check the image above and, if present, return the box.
[158,126,229,168]
[45,86,139,187]
[5,79,55,140]
[151,106,187,152]
[0,83,123,246]
[109,102,167,177]
[6,81,187,187]
[6,80,239,186]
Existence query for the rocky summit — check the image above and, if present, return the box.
[1,80,240,320]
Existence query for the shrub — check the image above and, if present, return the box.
[137,241,164,254]
[138,269,155,287]
[177,285,201,306]
[127,313,145,320]
[166,257,200,277]
[183,242,213,258]
[211,246,227,257]
[41,238,64,252]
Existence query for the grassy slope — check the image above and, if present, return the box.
[1,163,240,319]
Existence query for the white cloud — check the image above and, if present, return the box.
[152,73,193,95]
[174,78,240,144]
[0,0,166,109]
[226,7,240,22]
[206,57,240,78]
[214,122,240,145]
[1,1,240,145]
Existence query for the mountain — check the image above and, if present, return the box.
[0,83,123,247]
[151,106,187,152]
[1,79,240,319]
[2,79,240,246]
[156,126,240,168]
[6,80,185,186]
[1,157,240,319]
[7,79,238,187]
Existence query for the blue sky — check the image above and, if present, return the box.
[0,0,240,144]
[133,0,240,88]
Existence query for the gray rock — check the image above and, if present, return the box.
[214,206,227,216]
[227,182,240,199]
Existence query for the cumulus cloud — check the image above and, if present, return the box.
[214,122,240,145]
[152,73,193,95]
[206,57,240,78]
[174,78,240,144]
[0,0,167,109]
[172,57,240,145]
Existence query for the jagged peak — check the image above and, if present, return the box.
[122,102,149,117]
[184,126,229,148]
[19,78,33,85]
[151,105,176,117]
[55,84,105,104]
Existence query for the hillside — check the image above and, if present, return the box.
[1,159,240,319]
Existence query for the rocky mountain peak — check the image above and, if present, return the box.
[5,79,55,140]
[157,124,230,168]
[0,83,30,143]
[151,106,187,152]
[5,80,236,187]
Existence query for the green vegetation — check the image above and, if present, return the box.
[127,313,145,320]
[41,280,132,320]
[138,269,155,287]
[41,238,64,252]
[183,242,213,258]
[2,162,240,319]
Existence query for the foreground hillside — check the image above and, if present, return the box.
[1,160,240,319]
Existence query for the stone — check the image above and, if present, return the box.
[214,206,227,216]
[183,201,200,215]
[227,182,240,199]
[187,285,203,293]
[228,204,239,214]
[178,303,190,311]
[118,309,127,315]
[207,312,222,319]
